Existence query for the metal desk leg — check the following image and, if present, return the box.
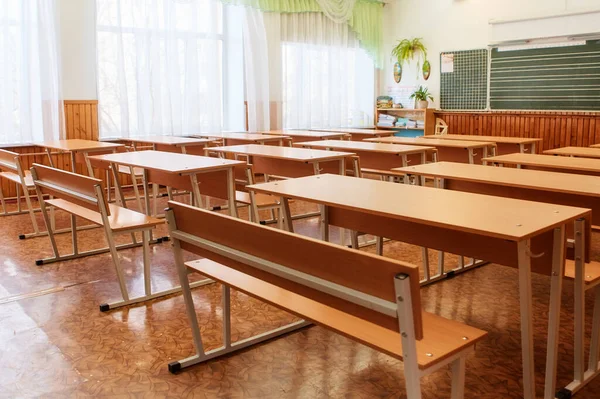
[226,168,238,218]
[70,152,77,173]
[573,219,586,385]
[281,197,294,233]
[543,225,567,399]
[45,148,55,167]
[517,239,536,399]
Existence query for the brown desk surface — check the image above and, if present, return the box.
[295,140,434,155]
[124,136,216,146]
[483,153,600,173]
[261,130,349,139]
[248,174,588,241]
[310,128,395,135]
[209,144,354,162]
[395,161,600,198]
[425,135,542,145]
[544,146,600,159]
[191,132,287,142]
[35,139,124,152]
[365,136,492,149]
[88,150,243,175]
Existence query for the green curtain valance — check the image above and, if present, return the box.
[220,0,384,67]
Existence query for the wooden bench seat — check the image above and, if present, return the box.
[0,170,33,187]
[187,258,487,370]
[45,198,163,232]
[234,191,279,207]
[0,150,42,238]
[565,259,600,286]
[116,164,143,176]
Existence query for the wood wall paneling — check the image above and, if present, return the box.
[435,111,600,153]
[0,100,118,198]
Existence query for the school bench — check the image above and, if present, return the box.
[165,201,488,398]
[30,163,210,311]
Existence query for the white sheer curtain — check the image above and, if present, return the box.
[0,0,63,145]
[96,0,242,139]
[245,11,374,130]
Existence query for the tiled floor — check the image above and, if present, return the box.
[1,194,600,398]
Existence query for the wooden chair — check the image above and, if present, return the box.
[165,201,487,398]
[29,163,197,311]
[0,149,44,239]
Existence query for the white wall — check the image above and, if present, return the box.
[58,0,97,99]
[380,0,600,108]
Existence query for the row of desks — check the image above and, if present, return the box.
[22,135,600,398]
[246,172,589,399]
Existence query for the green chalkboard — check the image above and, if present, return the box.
[439,49,488,110]
[490,40,600,110]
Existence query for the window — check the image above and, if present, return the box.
[0,1,62,145]
[282,43,374,128]
[96,0,244,139]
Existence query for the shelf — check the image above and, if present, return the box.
[376,126,425,130]
[377,108,426,112]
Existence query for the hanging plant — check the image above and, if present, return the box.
[422,60,431,80]
[391,38,428,79]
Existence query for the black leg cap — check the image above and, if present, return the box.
[259,221,266,225]
[99,303,110,312]
[35,259,43,266]
[556,389,572,399]
[168,361,181,374]
[162,236,170,242]
[18,234,25,240]
[446,270,456,279]
[212,206,222,211]
[156,237,163,243]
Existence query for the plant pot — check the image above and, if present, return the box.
[416,100,428,109]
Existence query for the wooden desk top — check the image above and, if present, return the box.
[295,140,434,155]
[590,144,600,148]
[425,134,542,145]
[310,128,395,135]
[125,136,216,146]
[261,130,350,139]
[394,161,600,198]
[35,139,124,152]
[191,132,288,143]
[365,136,492,149]
[88,150,243,175]
[483,153,600,173]
[209,144,355,162]
[543,146,600,159]
[248,174,589,241]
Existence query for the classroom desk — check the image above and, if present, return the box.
[423,134,541,155]
[248,173,588,399]
[294,139,433,177]
[544,146,600,159]
[88,150,244,218]
[483,153,600,177]
[396,161,600,396]
[310,128,395,141]
[262,130,349,143]
[365,136,494,164]
[190,132,289,146]
[123,136,217,155]
[208,144,354,178]
[34,139,124,175]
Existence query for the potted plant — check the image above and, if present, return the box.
[391,38,428,78]
[410,86,434,109]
